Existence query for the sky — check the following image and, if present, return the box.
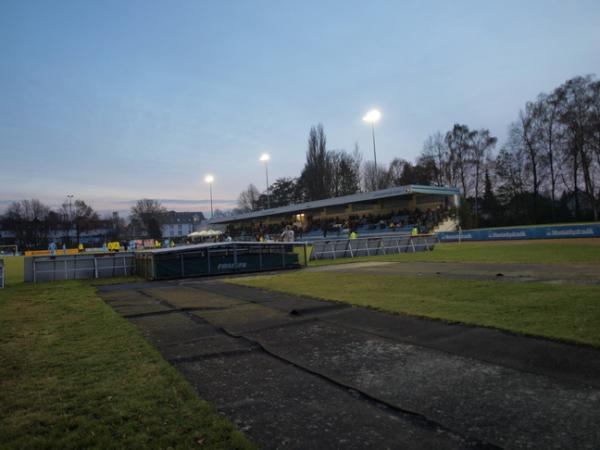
[1,0,600,217]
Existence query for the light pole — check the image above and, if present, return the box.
[204,174,214,219]
[260,153,270,209]
[67,194,74,243]
[67,194,74,216]
[362,109,382,168]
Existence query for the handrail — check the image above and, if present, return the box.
[310,235,435,260]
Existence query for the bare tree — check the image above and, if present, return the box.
[72,200,100,244]
[60,199,99,244]
[362,161,390,191]
[517,102,544,220]
[422,132,449,186]
[329,149,361,196]
[588,80,600,185]
[445,124,475,196]
[237,184,261,212]
[495,140,528,205]
[130,199,167,240]
[387,158,408,186]
[555,76,598,220]
[2,199,51,249]
[536,92,562,220]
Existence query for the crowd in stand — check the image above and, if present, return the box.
[226,205,450,242]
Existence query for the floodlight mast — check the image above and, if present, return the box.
[204,175,214,218]
[260,153,270,209]
[363,109,381,169]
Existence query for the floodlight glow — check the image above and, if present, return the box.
[259,153,270,162]
[363,109,382,123]
[204,174,214,183]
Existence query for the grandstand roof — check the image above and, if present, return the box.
[209,184,459,224]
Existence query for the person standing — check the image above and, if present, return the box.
[280,225,295,242]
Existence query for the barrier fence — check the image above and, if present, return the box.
[26,253,135,283]
[309,234,435,260]
[437,223,600,242]
[136,242,307,281]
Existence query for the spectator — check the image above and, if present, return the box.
[280,225,295,242]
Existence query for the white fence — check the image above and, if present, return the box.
[309,234,436,260]
[26,253,136,283]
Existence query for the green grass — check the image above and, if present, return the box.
[0,280,254,449]
[309,239,600,266]
[228,272,600,347]
[0,256,24,285]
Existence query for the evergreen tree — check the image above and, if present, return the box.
[480,170,499,226]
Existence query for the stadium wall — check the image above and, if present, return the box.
[437,223,600,242]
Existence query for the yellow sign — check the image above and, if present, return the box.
[25,249,79,256]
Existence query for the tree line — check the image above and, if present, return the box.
[1,198,175,249]
[233,74,600,228]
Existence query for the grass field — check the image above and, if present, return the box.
[228,272,600,347]
[230,239,600,347]
[309,238,600,266]
[0,256,24,285]
[0,280,254,449]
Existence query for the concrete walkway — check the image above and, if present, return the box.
[98,280,600,449]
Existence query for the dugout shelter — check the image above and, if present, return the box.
[135,241,306,280]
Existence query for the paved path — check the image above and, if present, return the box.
[98,280,600,449]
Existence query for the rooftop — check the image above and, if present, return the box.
[209,184,459,224]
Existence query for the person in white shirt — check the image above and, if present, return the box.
[280,225,295,242]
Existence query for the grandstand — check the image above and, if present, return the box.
[210,185,460,241]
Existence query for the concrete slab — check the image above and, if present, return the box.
[186,281,299,304]
[190,282,349,315]
[246,321,600,449]
[113,303,173,317]
[98,280,600,449]
[323,308,600,388]
[101,289,160,304]
[191,303,300,334]
[177,352,480,450]
[160,335,258,362]
[101,289,173,316]
[128,313,217,346]
[142,286,246,310]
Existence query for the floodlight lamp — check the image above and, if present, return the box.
[204,174,214,184]
[363,109,382,123]
[259,153,270,162]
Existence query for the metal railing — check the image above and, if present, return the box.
[29,253,135,283]
[309,234,435,260]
